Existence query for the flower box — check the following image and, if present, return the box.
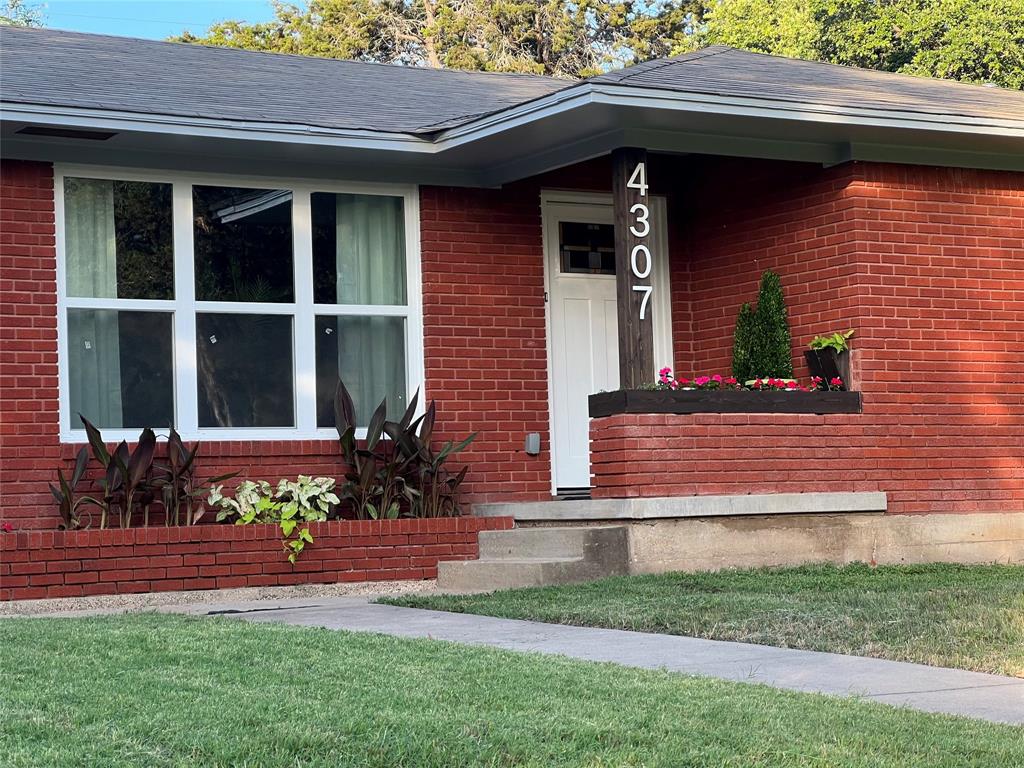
[589,388,862,418]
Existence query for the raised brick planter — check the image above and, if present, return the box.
[0,516,513,601]
[590,412,1024,515]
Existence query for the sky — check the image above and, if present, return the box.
[40,1,279,40]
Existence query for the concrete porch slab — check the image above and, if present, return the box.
[474,491,888,521]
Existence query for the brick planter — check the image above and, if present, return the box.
[0,516,513,601]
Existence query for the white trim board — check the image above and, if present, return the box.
[474,492,889,521]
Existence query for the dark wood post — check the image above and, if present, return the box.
[612,147,655,390]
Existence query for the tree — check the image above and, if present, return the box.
[678,0,1024,90]
[0,0,43,27]
[173,0,704,78]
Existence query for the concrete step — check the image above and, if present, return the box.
[438,525,630,592]
[438,556,598,592]
[478,527,590,560]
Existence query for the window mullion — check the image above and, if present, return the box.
[292,189,316,434]
[172,181,199,435]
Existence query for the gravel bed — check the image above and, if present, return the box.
[0,579,439,617]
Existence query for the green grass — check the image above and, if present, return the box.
[385,563,1024,677]
[1,614,1021,767]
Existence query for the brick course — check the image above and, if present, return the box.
[0,516,513,600]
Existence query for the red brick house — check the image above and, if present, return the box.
[1,28,1022,595]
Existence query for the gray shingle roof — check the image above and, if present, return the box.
[0,26,569,135]
[3,26,1021,140]
[591,46,1024,122]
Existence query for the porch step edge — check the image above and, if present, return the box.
[473,491,888,521]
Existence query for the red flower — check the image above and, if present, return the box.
[1,522,13,533]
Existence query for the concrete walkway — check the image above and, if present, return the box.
[163,596,1024,726]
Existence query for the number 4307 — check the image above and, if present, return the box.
[627,162,653,321]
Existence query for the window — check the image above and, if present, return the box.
[559,221,616,275]
[58,168,422,441]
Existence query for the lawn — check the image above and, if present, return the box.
[386,563,1024,677]
[1,614,1021,767]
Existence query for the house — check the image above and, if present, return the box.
[1,27,1022,595]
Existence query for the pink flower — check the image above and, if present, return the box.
[724,377,737,386]
[712,374,723,383]
[785,380,798,389]
[830,377,844,388]
[679,377,690,386]
[694,376,710,387]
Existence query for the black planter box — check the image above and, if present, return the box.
[589,388,862,418]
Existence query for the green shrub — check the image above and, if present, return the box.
[731,302,756,382]
[753,270,794,378]
[731,270,794,380]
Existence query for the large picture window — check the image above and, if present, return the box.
[57,168,422,440]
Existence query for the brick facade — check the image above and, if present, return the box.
[3,157,1022,528]
[596,162,1024,515]
[0,516,513,601]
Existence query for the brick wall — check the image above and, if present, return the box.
[0,516,513,601]
[1,161,61,530]
[601,161,1024,515]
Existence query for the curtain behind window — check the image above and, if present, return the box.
[335,195,406,424]
[65,179,122,428]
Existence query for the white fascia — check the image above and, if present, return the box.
[0,101,436,153]
[433,83,1024,148]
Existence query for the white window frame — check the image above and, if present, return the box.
[55,164,424,443]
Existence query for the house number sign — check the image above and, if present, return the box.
[626,161,653,320]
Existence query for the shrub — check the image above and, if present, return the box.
[334,380,475,520]
[731,271,793,380]
[751,271,793,379]
[731,302,757,382]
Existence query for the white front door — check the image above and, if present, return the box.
[543,194,672,493]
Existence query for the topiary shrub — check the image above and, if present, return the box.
[731,270,794,380]
[752,270,794,378]
[731,302,756,382]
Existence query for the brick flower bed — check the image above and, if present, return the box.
[0,517,513,601]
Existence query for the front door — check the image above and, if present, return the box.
[543,194,671,493]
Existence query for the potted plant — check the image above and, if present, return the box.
[805,329,854,388]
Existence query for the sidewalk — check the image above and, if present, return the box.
[162,595,1024,726]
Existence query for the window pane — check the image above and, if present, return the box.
[67,309,174,430]
[312,193,406,305]
[559,221,615,275]
[315,315,406,428]
[197,313,294,427]
[193,186,294,303]
[64,177,173,299]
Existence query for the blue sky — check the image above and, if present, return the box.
[42,1,279,40]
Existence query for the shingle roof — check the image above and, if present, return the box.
[2,26,1022,140]
[0,26,570,136]
[591,46,1024,122]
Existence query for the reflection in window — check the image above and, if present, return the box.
[64,177,173,300]
[67,309,174,429]
[559,221,616,275]
[193,186,294,303]
[315,315,406,428]
[196,313,294,428]
[312,193,406,305]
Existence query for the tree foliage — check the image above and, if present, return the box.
[172,0,1024,88]
[0,0,43,27]
[173,0,702,78]
[680,0,1024,89]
